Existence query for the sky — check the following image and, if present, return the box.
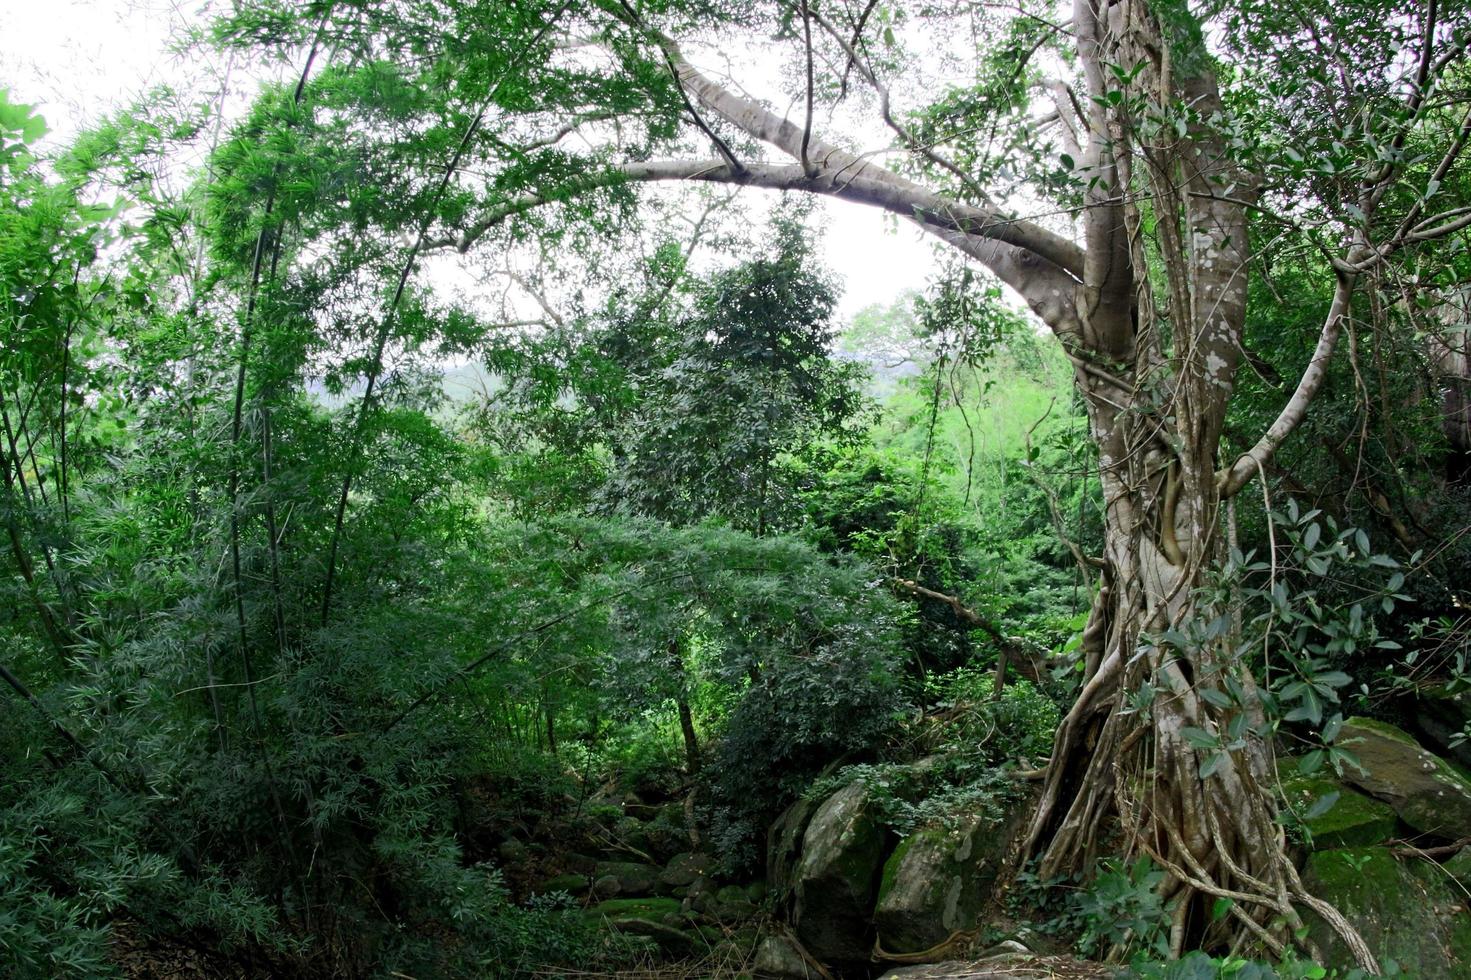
[0,0,939,319]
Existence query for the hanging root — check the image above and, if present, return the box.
[1030,654,1381,973]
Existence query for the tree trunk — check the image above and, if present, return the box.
[668,638,701,775]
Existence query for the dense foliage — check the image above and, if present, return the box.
[2,0,1470,976]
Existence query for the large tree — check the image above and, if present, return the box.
[212,0,1471,965]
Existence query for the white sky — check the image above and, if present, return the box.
[0,0,937,318]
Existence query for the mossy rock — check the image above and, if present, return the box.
[600,916,699,954]
[534,872,591,896]
[592,860,660,896]
[1441,847,1471,893]
[1339,718,1471,838]
[767,791,822,897]
[792,781,889,965]
[1278,775,1397,849]
[873,803,1023,955]
[659,851,713,889]
[588,896,684,921]
[1303,847,1471,978]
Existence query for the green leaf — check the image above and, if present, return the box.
[1303,791,1340,820]
[1181,726,1219,749]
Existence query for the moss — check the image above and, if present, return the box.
[877,834,918,905]
[1279,776,1397,848]
[1306,848,1404,913]
[1305,847,1471,977]
[588,897,682,920]
[1343,716,1419,746]
[535,872,591,895]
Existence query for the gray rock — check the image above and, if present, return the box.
[873,804,1023,954]
[753,935,818,978]
[1302,846,1471,978]
[681,874,718,914]
[1339,717,1471,838]
[768,792,821,898]
[791,781,888,965]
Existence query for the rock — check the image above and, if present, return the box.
[1278,775,1398,849]
[589,896,696,951]
[1339,717,1471,838]
[791,781,889,965]
[873,804,1023,955]
[681,874,718,914]
[497,839,529,864]
[660,851,714,889]
[534,872,591,897]
[711,883,757,920]
[876,956,1113,978]
[588,896,683,920]
[746,879,769,903]
[768,792,821,898]
[593,860,660,896]
[753,935,818,978]
[715,884,748,904]
[1410,687,1471,770]
[1302,847,1471,978]
[598,914,699,954]
[644,812,690,863]
[612,816,651,853]
[591,875,621,900]
[1443,847,1471,892]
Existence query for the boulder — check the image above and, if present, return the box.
[768,791,822,897]
[605,917,699,954]
[1443,847,1471,892]
[588,898,699,954]
[1278,775,1397,849]
[612,815,651,853]
[711,883,758,920]
[873,805,1022,955]
[659,851,714,889]
[644,809,691,863]
[681,874,718,914]
[791,781,889,965]
[1302,847,1471,978]
[592,860,660,897]
[753,934,819,978]
[1410,687,1471,770]
[1339,718,1471,838]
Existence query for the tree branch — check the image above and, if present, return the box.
[1219,272,1354,497]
